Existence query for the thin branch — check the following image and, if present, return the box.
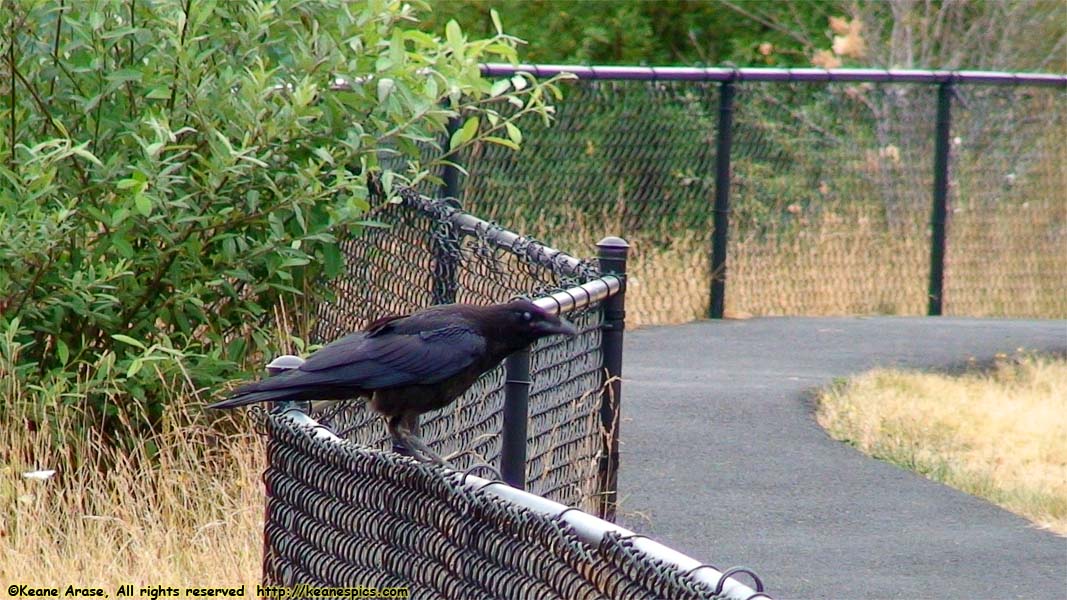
[167,0,192,114]
[49,0,65,98]
[9,59,89,185]
[717,0,812,48]
[7,4,15,175]
[126,0,136,111]
[12,248,56,316]
[119,173,229,329]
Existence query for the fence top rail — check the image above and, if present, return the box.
[276,407,767,600]
[397,187,596,280]
[482,63,1067,87]
[533,274,621,316]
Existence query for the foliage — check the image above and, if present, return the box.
[0,0,564,433]
[424,0,838,66]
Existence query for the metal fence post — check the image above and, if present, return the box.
[709,80,736,319]
[431,116,463,306]
[440,115,464,202]
[501,349,532,489]
[597,236,629,521]
[928,81,954,316]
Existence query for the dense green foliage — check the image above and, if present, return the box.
[425,0,1065,72]
[424,0,835,66]
[0,0,561,430]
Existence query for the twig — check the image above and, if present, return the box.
[167,0,192,114]
[49,0,65,98]
[7,4,15,175]
[717,0,813,48]
[8,60,89,185]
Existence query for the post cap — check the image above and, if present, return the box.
[267,354,305,375]
[596,236,630,249]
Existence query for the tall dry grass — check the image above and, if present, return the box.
[0,394,263,587]
[501,195,1064,327]
[816,354,1067,535]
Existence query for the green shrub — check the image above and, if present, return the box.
[0,0,563,433]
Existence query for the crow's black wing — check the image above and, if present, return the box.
[209,325,487,409]
[297,325,486,388]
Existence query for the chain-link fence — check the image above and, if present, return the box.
[305,186,622,513]
[260,410,769,600]
[460,66,1066,325]
[256,186,773,598]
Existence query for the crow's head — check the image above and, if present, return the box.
[502,299,578,340]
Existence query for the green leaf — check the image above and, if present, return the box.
[402,30,437,48]
[489,79,510,98]
[505,122,523,145]
[280,256,311,268]
[450,116,480,150]
[112,334,147,350]
[510,75,528,91]
[112,236,134,258]
[484,136,520,150]
[70,145,103,166]
[445,20,463,49]
[112,207,130,226]
[146,87,171,99]
[104,69,143,83]
[126,358,143,378]
[490,9,504,35]
[134,194,152,217]
[56,339,69,365]
[323,243,344,278]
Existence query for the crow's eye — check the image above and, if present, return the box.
[522,311,532,322]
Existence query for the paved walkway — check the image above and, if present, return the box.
[616,317,1066,599]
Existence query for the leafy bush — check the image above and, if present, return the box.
[0,0,562,432]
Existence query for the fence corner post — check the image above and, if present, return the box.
[596,236,629,521]
[928,80,954,316]
[710,80,736,319]
[501,349,532,489]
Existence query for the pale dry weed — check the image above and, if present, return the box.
[816,354,1067,535]
[0,400,264,587]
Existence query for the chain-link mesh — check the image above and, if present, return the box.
[456,78,1066,323]
[260,412,739,600]
[728,81,935,316]
[307,188,609,509]
[463,81,719,327]
[946,85,1067,316]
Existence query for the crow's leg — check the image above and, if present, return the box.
[386,414,415,458]
[387,413,449,467]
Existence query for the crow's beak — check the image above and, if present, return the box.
[539,317,578,337]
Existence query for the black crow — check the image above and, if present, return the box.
[210,299,577,464]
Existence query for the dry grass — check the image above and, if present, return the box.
[0,399,264,587]
[816,354,1067,535]
[498,194,1065,327]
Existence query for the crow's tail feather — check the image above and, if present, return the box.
[209,370,362,409]
[207,389,300,410]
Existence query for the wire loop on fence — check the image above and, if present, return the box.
[714,566,765,594]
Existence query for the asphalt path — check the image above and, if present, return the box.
[616,317,1067,600]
